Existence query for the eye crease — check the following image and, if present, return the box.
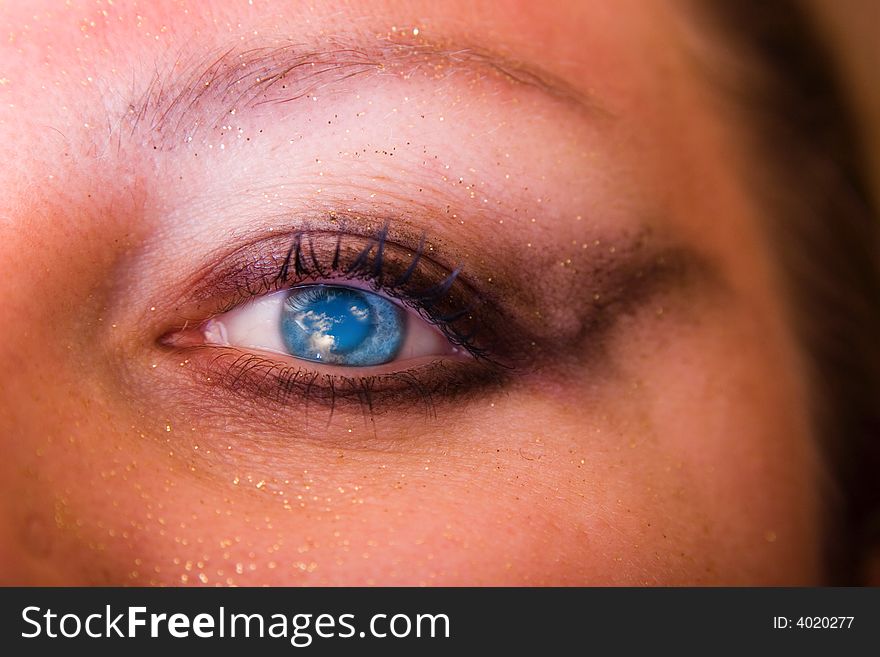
[203,282,460,367]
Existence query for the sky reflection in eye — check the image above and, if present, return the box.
[281,285,405,366]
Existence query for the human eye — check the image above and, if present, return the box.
[159,221,515,417]
[206,281,459,367]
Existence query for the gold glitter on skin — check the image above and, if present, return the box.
[0,0,825,587]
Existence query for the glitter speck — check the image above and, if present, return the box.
[412,27,420,36]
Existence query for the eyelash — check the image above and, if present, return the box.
[162,222,511,417]
[191,348,506,421]
[270,224,488,360]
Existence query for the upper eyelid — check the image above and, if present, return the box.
[180,223,477,316]
[168,218,443,309]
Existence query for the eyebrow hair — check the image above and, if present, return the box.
[124,35,604,149]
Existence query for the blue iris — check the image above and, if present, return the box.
[280,285,405,366]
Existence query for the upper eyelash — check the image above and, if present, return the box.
[232,223,494,362]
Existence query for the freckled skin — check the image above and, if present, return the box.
[0,0,825,585]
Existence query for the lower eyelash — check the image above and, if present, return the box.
[186,347,508,420]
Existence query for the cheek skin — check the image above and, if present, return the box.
[0,372,817,587]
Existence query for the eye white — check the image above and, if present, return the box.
[203,283,460,364]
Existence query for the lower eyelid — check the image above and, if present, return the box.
[206,346,468,378]
[163,345,507,420]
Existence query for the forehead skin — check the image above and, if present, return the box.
[0,0,822,584]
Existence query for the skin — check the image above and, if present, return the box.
[0,0,827,585]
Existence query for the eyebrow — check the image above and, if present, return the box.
[124,35,604,149]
